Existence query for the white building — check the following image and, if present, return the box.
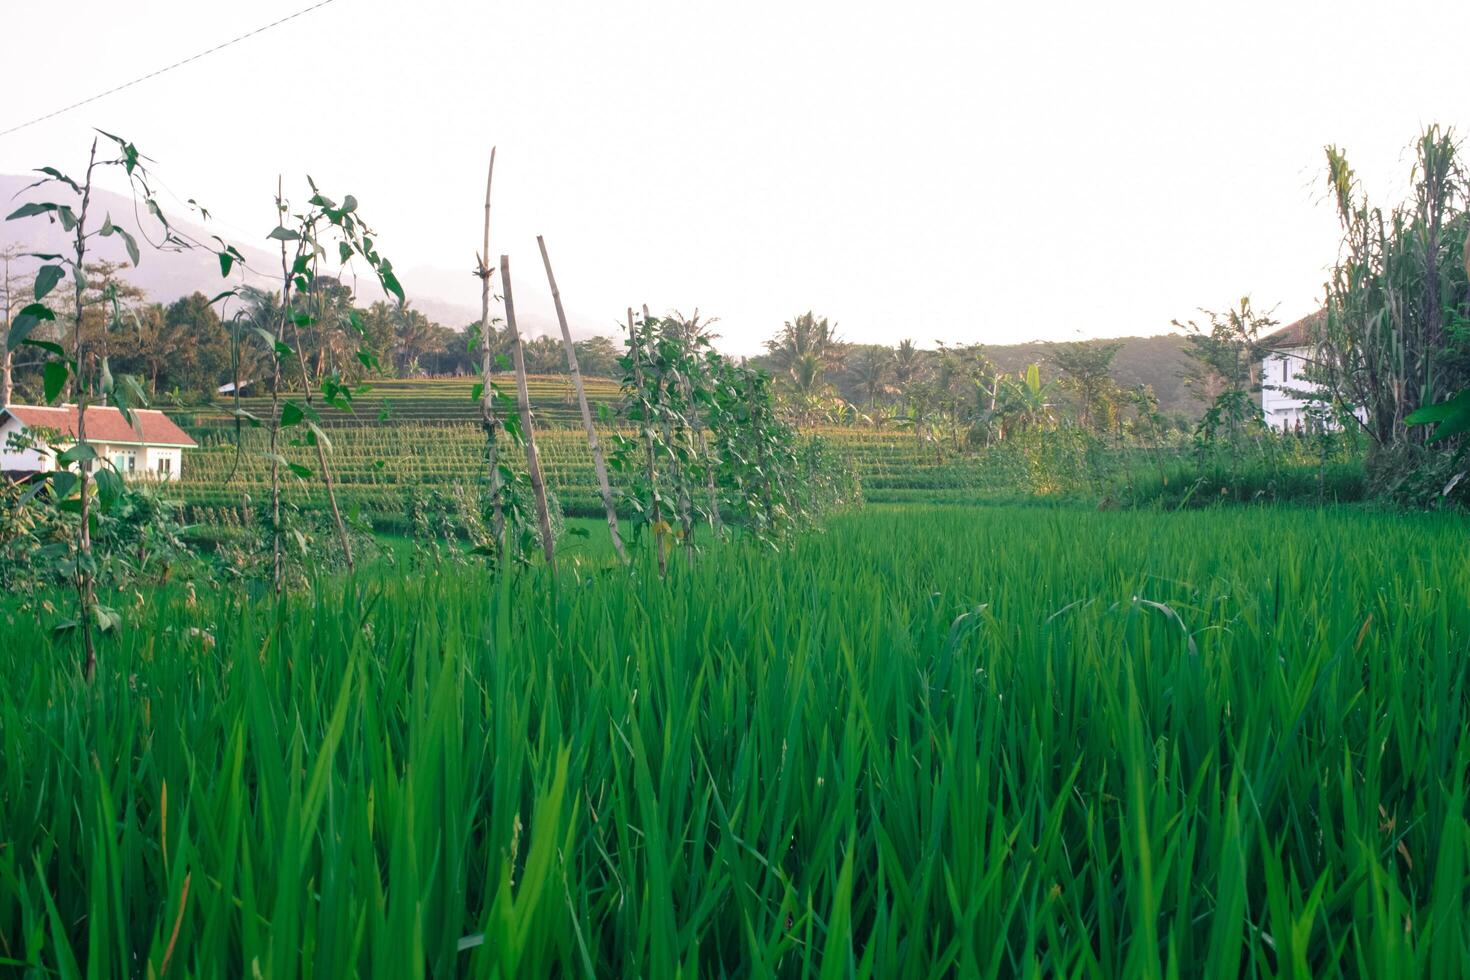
[1260,316,1316,432]
[1,404,197,480]
[1259,312,1365,433]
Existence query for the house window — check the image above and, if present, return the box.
[157,456,172,477]
[1282,358,1289,382]
[110,451,136,473]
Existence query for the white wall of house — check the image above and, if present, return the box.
[97,444,185,481]
[2,420,187,481]
[0,415,51,472]
[1261,346,1366,433]
[141,446,183,481]
[1261,345,1316,432]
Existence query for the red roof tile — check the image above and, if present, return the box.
[2,404,197,448]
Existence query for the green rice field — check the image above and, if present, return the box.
[4,504,1468,976]
[175,422,1007,524]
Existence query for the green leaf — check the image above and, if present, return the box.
[50,470,78,501]
[35,166,81,193]
[268,226,301,241]
[6,202,58,221]
[339,241,353,266]
[1407,389,1470,443]
[219,251,235,277]
[93,604,122,633]
[57,442,97,465]
[23,339,66,357]
[34,265,64,300]
[379,266,404,304]
[306,420,332,451]
[281,402,305,428]
[117,226,141,266]
[94,467,123,511]
[43,361,68,403]
[9,303,57,349]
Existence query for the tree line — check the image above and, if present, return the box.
[0,254,628,406]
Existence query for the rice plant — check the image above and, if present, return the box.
[3,504,1467,976]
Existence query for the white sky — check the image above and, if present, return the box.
[5,0,1469,355]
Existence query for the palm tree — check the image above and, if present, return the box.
[850,346,892,412]
[764,312,844,419]
[891,337,926,414]
[665,308,721,344]
[392,305,437,376]
[893,338,922,387]
[765,312,843,375]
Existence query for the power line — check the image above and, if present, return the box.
[0,0,342,139]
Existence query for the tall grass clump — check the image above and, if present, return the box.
[2,505,1468,976]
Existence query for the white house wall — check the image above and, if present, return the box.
[141,447,184,481]
[1262,346,1319,431]
[0,417,52,472]
[2,419,189,480]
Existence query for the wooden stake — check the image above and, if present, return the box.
[502,255,556,567]
[671,316,723,536]
[628,307,667,577]
[537,235,627,563]
[644,306,695,556]
[477,148,505,558]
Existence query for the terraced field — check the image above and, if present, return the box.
[166,377,1014,523]
[176,375,622,432]
[177,423,1009,524]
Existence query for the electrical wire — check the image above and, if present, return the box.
[0,0,342,139]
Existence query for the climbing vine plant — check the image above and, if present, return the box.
[4,131,240,678]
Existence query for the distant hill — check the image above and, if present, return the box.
[0,174,601,340]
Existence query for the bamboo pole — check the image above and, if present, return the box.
[477,148,505,558]
[628,307,667,577]
[537,235,626,563]
[672,319,722,536]
[73,140,99,680]
[501,255,556,567]
[278,195,353,574]
[644,305,695,556]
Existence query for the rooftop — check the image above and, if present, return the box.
[1260,309,1324,351]
[2,404,198,448]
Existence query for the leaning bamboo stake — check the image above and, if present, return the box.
[537,235,626,563]
[628,307,667,577]
[501,255,556,567]
[476,148,505,558]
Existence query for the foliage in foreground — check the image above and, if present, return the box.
[2,505,1468,977]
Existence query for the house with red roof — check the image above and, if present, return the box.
[0,403,198,481]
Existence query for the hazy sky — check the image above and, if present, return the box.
[5,0,1468,354]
